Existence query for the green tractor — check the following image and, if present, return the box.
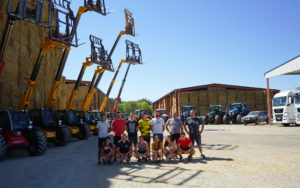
[205,105,225,124]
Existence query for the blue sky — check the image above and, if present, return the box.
[63,0,300,102]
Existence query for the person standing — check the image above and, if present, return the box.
[166,112,182,142]
[184,110,206,159]
[111,112,126,146]
[96,114,111,164]
[150,110,165,141]
[126,112,139,151]
[138,113,151,148]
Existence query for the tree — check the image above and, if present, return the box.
[117,99,152,114]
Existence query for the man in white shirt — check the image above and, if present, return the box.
[96,114,111,164]
[150,110,165,142]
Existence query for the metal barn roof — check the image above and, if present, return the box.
[265,55,300,79]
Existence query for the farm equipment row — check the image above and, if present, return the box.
[0,0,143,161]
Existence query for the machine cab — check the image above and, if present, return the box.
[0,110,32,131]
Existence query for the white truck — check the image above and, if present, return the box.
[295,93,300,125]
[272,87,300,126]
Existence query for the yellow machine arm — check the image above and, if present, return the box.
[99,59,125,112]
[19,38,69,110]
[65,60,93,110]
[45,4,106,110]
[80,67,104,111]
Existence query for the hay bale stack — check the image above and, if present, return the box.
[208,87,218,105]
[227,89,237,104]
[198,90,208,106]
[236,90,246,102]
[218,87,227,106]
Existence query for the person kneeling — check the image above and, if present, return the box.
[101,137,114,164]
[164,135,177,162]
[135,136,150,162]
[116,133,132,163]
[152,135,163,162]
[177,132,195,161]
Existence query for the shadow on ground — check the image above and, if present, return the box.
[202,143,239,150]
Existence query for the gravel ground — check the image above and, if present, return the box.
[1,124,300,188]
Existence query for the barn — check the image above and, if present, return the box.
[152,83,279,116]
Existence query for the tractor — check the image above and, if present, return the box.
[75,111,98,136]
[135,109,151,121]
[0,110,47,160]
[205,105,225,124]
[180,106,196,122]
[55,110,90,140]
[29,109,71,146]
[223,103,249,124]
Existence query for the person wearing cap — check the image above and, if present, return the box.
[166,111,183,142]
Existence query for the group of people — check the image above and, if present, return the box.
[96,109,206,165]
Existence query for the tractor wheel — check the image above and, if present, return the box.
[0,135,7,160]
[223,115,229,124]
[55,127,71,146]
[78,124,90,140]
[214,115,220,124]
[236,115,242,124]
[27,130,47,156]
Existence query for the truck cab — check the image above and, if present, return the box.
[294,93,300,125]
[272,88,300,126]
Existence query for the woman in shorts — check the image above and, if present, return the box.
[152,135,163,162]
[164,135,177,161]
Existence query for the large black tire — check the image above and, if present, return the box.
[236,115,242,124]
[27,130,47,156]
[282,123,289,127]
[55,126,71,146]
[0,135,7,161]
[78,124,90,140]
[214,115,220,124]
[223,115,229,124]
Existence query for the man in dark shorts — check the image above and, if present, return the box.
[138,113,151,148]
[116,134,132,163]
[126,112,139,151]
[111,112,126,146]
[166,112,182,142]
[184,110,206,159]
[101,137,114,164]
[177,132,195,160]
[96,114,110,164]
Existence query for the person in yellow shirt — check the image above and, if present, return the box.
[138,113,151,148]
